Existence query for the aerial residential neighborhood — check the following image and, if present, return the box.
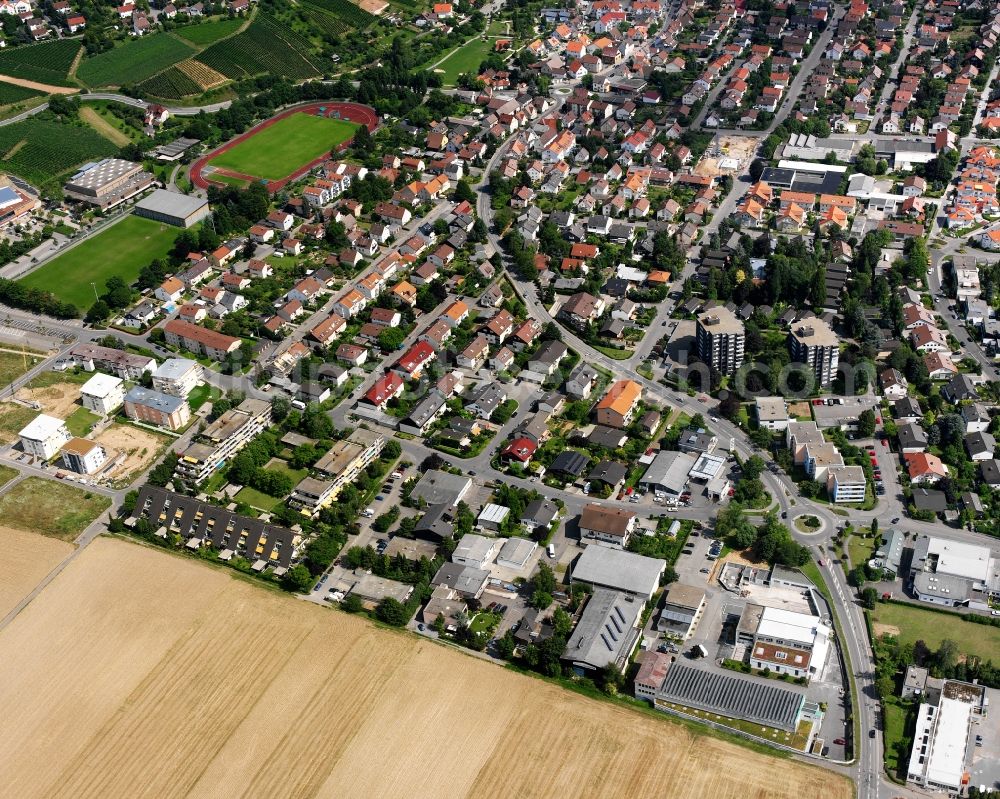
[4,0,1000,792]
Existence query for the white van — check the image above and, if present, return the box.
[547,544,556,559]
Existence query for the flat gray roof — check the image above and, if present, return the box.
[572,546,665,599]
[659,663,805,731]
[135,188,209,219]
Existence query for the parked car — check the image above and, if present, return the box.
[833,738,846,745]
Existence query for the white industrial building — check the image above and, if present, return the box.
[80,372,125,416]
[910,535,1000,608]
[452,534,500,570]
[907,680,986,792]
[745,606,831,680]
[18,414,71,460]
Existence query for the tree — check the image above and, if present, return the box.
[848,565,867,588]
[85,300,111,324]
[378,326,407,351]
[857,408,877,438]
[453,178,475,203]
[281,564,313,593]
[342,594,364,613]
[495,629,516,659]
[534,562,557,594]
[374,596,411,626]
[861,587,878,609]
[742,455,766,481]
[530,590,553,610]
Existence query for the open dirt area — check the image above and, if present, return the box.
[92,423,172,483]
[694,135,759,177]
[0,74,78,94]
[0,525,72,618]
[0,537,852,799]
[15,381,82,419]
[874,623,901,638]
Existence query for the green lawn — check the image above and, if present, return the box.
[176,17,245,46]
[264,458,308,485]
[847,534,875,569]
[882,697,918,779]
[234,486,285,512]
[77,33,197,87]
[0,350,44,389]
[208,113,359,181]
[0,464,16,488]
[18,216,178,309]
[432,37,493,85]
[65,406,99,437]
[0,403,39,444]
[872,602,1000,662]
[187,383,220,412]
[0,477,110,540]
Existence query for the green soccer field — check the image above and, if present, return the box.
[18,215,178,311]
[208,113,360,182]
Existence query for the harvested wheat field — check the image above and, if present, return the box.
[0,525,72,617]
[0,538,852,799]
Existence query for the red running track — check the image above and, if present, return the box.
[190,101,378,193]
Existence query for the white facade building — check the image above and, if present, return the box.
[18,414,71,460]
[80,372,125,416]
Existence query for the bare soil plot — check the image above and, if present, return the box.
[15,380,83,419]
[92,423,172,484]
[0,524,72,618]
[0,537,852,799]
[0,74,77,94]
[694,134,759,177]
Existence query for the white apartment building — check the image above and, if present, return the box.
[151,358,203,398]
[18,414,71,460]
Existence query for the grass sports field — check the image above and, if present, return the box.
[18,216,177,310]
[0,537,850,799]
[872,601,1000,662]
[433,36,493,85]
[207,112,359,181]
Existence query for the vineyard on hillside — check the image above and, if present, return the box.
[0,118,118,190]
[0,83,43,106]
[76,33,197,87]
[135,66,202,99]
[299,0,376,36]
[0,40,80,87]
[193,14,322,80]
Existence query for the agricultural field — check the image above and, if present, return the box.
[79,107,131,147]
[135,65,203,99]
[871,601,1000,662]
[0,536,851,799]
[176,58,228,89]
[18,216,177,310]
[0,524,73,619]
[193,14,321,81]
[175,17,245,46]
[0,477,110,541]
[0,40,80,87]
[0,117,118,191]
[432,36,493,85]
[77,34,197,88]
[0,82,42,107]
[300,0,376,36]
[207,112,358,181]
